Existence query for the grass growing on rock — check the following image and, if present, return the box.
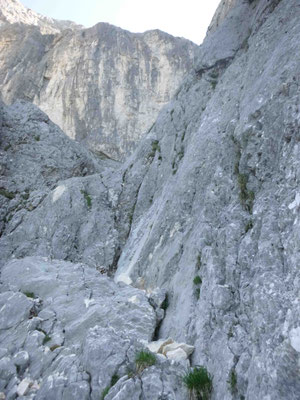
[42,334,51,345]
[183,366,212,400]
[23,291,35,298]
[100,374,120,399]
[193,276,202,285]
[228,369,237,394]
[101,387,110,400]
[80,189,92,208]
[0,188,15,200]
[135,350,156,373]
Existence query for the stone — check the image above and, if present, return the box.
[147,338,173,354]
[17,379,32,396]
[162,342,194,357]
[165,348,188,362]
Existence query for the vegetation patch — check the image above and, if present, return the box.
[245,219,253,233]
[228,369,237,394]
[34,135,40,141]
[135,350,156,373]
[196,252,202,270]
[50,344,61,352]
[23,291,35,299]
[100,387,110,400]
[193,276,202,285]
[237,173,254,213]
[100,374,120,399]
[183,366,212,400]
[42,334,51,345]
[0,188,15,200]
[80,189,92,208]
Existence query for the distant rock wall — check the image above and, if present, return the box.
[0,0,197,159]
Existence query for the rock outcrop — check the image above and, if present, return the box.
[1,0,300,399]
[0,0,197,160]
[0,0,79,33]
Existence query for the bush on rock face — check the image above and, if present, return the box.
[183,366,212,400]
[135,350,156,373]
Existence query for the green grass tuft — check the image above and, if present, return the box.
[135,350,156,373]
[228,369,237,394]
[100,387,110,400]
[23,291,35,298]
[193,276,202,285]
[80,190,92,208]
[183,366,212,400]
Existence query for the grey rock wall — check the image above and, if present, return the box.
[1,0,300,399]
[114,0,300,398]
[0,0,197,160]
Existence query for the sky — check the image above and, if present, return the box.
[20,0,221,44]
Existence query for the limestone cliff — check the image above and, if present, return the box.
[1,0,300,399]
[0,0,197,159]
[0,0,79,33]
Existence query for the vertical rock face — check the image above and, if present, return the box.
[207,0,238,34]
[114,0,300,398]
[0,0,197,159]
[0,0,79,33]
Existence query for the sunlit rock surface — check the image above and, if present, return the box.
[1,0,300,399]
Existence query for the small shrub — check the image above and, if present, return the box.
[34,135,40,141]
[42,334,51,345]
[228,369,237,394]
[193,276,202,285]
[237,173,254,213]
[100,387,110,400]
[0,189,15,200]
[80,190,92,208]
[151,140,161,153]
[183,366,212,400]
[100,374,119,399]
[135,350,156,373]
[23,291,35,298]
